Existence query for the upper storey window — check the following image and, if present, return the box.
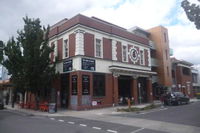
[122,45,128,62]
[140,50,144,65]
[95,38,102,58]
[63,39,69,58]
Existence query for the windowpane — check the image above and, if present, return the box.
[122,45,127,62]
[140,50,144,65]
[64,39,68,58]
[93,73,105,97]
[96,39,101,57]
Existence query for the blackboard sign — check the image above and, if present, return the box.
[71,75,77,95]
[82,75,90,95]
[63,59,72,72]
[81,58,95,71]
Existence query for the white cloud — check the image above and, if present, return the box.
[82,0,200,65]
[0,0,200,65]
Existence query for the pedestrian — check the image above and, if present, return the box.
[160,94,164,108]
[6,93,9,105]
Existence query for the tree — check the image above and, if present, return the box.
[3,16,56,109]
[181,0,200,29]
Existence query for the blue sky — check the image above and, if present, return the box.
[0,0,200,65]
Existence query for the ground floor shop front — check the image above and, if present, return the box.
[53,70,154,110]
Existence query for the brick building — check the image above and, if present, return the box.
[171,58,194,97]
[49,14,156,110]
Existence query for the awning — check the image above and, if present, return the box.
[109,65,157,77]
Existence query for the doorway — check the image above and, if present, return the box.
[118,76,132,104]
[138,77,147,103]
[60,74,70,108]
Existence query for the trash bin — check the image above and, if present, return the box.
[48,103,56,113]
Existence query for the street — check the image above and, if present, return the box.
[0,101,200,133]
[115,101,200,127]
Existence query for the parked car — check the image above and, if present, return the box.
[163,92,190,106]
[0,98,4,109]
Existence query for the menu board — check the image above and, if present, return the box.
[63,59,72,72]
[82,75,90,95]
[71,75,77,95]
[81,58,95,71]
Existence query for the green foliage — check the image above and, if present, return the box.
[3,16,56,95]
[117,104,158,112]
[181,0,200,29]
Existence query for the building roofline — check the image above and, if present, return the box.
[49,14,149,45]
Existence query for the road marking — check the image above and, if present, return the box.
[160,108,168,110]
[79,124,87,127]
[58,119,64,122]
[50,118,55,120]
[92,127,102,130]
[67,121,75,124]
[107,129,118,133]
[131,128,145,133]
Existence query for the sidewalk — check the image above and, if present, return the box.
[5,98,200,117]
[4,100,162,117]
[4,98,200,133]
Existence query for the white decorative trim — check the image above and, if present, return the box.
[112,40,117,61]
[75,29,85,56]
[129,47,139,64]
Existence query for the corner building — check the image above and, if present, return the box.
[49,14,155,110]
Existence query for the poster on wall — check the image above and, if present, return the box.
[82,75,90,95]
[81,58,95,71]
[63,59,73,72]
[72,75,77,95]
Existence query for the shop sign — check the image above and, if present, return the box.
[92,101,97,106]
[82,75,90,95]
[81,58,95,71]
[63,59,72,72]
[72,75,77,95]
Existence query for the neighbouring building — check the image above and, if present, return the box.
[191,68,200,95]
[171,58,194,97]
[0,65,12,104]
[48,14,156,110]
[147,26,172,99]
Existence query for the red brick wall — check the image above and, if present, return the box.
[57,38,63,60]
[103,38,112,60]
[116,41,122,62]
[84,33,94,57]
[176,66,193,97]
[68,71,114,110]
[69,33,75,57]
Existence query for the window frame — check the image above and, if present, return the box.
[95,38,103,58]
[122,44,128,62]
[63,39,69,58]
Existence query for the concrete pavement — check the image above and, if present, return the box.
[4,98,200,133]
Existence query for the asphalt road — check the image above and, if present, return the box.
[0,109,168,133]
[115,101,200,127]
